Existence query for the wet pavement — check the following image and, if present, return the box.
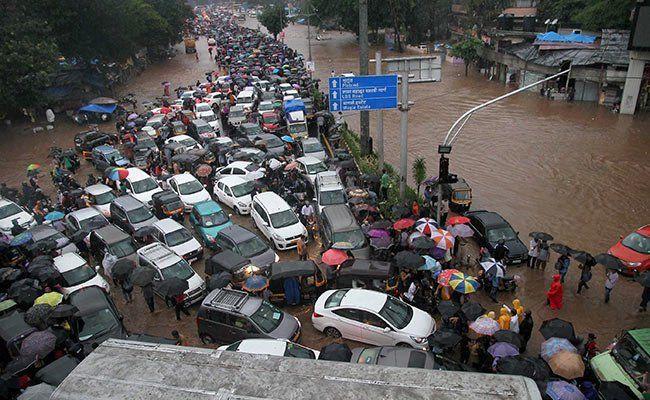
[0,17,647,353]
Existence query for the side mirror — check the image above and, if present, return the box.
[383,327,391,333]
[95,265,101,272]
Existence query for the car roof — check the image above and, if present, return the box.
[297,156,321,165]
[230,105,244,111]
[171,173,198,184]
[241,122,259,128]
[238,90,254,96]
[153,218,185,233]
[193,200,223,214]
[69,286,111,315]
[226,161,252,169]
[28,225,58,237]
[321,205,358,232]
[85,184,112,196]
[69,207,102,220]
[137,242,181,266]
[340,288,387,312]
[261,112,278,117]
[236,339,286,355]
[259,101,273,106]
[168,135,194,142]
[112,195,146,211]
[126,167,150,181]
[219,224,256,242]
[217,175,247,186]
[254,192,290,213]
[468,211,507,226]
[192,119,210,126]
[93,224,129,243]
[53,252,87,273]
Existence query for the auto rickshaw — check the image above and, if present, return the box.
[429,176,472,213]
[205,250,259,287]
[184,37,196,53]
[186,148,216,165]
[335,259,393,292]
[170,120,187,136]
[267,261,329,304]
[151,190,184,221]
[170,153,202,173]
[131,144,153,169]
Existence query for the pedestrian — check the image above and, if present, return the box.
[556,254,570,283]
[171,330,188,346]
[536,240,549,269]
[640,285,650,312]
[577,262,593,294]
[300,201,314,226]
[512,298,524,316]
[142,283,155,313]
[604,269,619,303]
[117,275,133,303]
[546,274,563,310]
[172,293,190,320]
[411,201,419,218]
[509,308,519,333]
[493,239,509,263]
[10,219,25,237]
[439,199,449,226]
[379,169,389,201]
[296,237,307,261]
[518,311,534,352]
[497,307,510,330]
[489,273,499,303]
[583,333,599,359]
[528,238,539,268]
[102,252,117,282]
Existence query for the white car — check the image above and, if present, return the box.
[296,156,328,184]
[195,103,212,113]
[250,192,307,251]
[0,198,36,238]
[167,173,211,211]
[214,161,266,182]
[218,339,319,359]
[300,138,327,161]
[312,288,436,350]
[164,134,203,151]
[214,176,254,214]
[197,110,222,134]
[124,167,162,206]
[152,218,203,262]
[257,100,275,113]
[278,83,293,95]
[53,253,109,296]
[84,184,116,217]
[236,90,256,111]
[180,90,196,100]
[228,105,246,127]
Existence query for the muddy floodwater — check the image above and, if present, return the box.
[0,18,647,351]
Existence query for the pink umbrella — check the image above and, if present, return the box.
[470,317,500,336]
[431,228,455,250]
[368,229,390,239]
[448,223,473,238]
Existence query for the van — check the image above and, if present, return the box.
[250,192,307,251]
[89,224,138,264]
[286,110,308,139]
[314,171,347,214]
[236,90,256,111]
[109,195,159,234]
[320,204,370,259]
[124,168,162,206]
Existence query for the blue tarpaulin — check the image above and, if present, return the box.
[78,104,116,114]
[283,99,305,113]
[535,31,596,44]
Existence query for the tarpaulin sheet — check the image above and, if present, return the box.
[78,103,116,114]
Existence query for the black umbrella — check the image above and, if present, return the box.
[134,226,157,240]
[493,329,522,349]
[28,255,54,270]
[0,267,24,284]
[570,250,595,265]
[34,355,79,386]
[550,243,573,256]
[21,330,56,359]
[318,343,352,362]
[112,259,135,279]
[51,304,79,319]
[393,251,425,270]
[208,272,233,291]
[69,230,89,243]
[28,265,61,285]
[529,231,554,241]
[24,304,53,330]
[360,173,379,183]
[427,328,462,350]
[8,278,42,307]
[539,318,575,340]
[598,381,638,400]
[131,266,157,287]
[370,220,392,230]
[27,239,58,254]
[461,301,486,321]
[594,253,624,271]
[156,277,189,297]
[496,355,549,380]
[635,271,650,288]
[411,236,436,251]
[437,300,459,318]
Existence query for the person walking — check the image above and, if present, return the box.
[117,275,133,304]
[583,333,599,359]
[536,240,549,269]
[546,274,563,310]
[518,311,534,352]
[604,269,619,304]
[577,262,593,294]
[142,283,155,313]
[493,239,509,263]
[556,254,570,283]
[640,285,650,312]
[172,293,190,320]
[296,237,307,261]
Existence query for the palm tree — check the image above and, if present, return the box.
[412,157,427,196]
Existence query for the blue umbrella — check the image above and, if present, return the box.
[44,211,65,221]
[546,381,586,400]
[10,231,33,246]
[419,255,442,272]
[243,275,269,292]
[541,337,577,361]
[281,135,294,143]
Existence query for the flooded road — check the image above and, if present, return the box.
[0,18,646,352]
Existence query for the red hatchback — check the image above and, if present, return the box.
[261,112,281,133]
[608,225,650,273]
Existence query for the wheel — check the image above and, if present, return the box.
[396,342,412,348]
[324,327,341,339]
[200,334,216,344]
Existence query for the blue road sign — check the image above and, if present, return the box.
[328,75,398,112]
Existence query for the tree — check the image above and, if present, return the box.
[573,0,635,31]
[465,0,508,33]
[411,157,427,196]
[145,0,193,44]
[259,4,288,40]
[538,0,586,25]
[450,37,483,76]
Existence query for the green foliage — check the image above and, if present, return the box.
[411,157,427,196]
[464,0,508,33]
[450,37,484,76]
[538,0,586,25]
[259,4,288,40]
[146,0,194,44]
[573,0,635,31]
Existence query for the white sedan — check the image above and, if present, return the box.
[53,253,110,296]
[312,288,436,350]
[213,161,266,182]
[167,173,212,211]
[218,339,319,359]
[213,176,254,215]
[0,198,36,238]
[164,135,202,151]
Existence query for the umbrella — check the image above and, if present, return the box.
[370,236,392,250]
[496,355,550,380]
[127,113,139,120]
[131,266,157,286]
[284,161,298,171]
[27,239,58,254]
[44,211,65,222]
[4,355,36,376]
[106,167,129,181]
[156,277,189,297]
[541,337,577,361]
[461,301,485,321]
[540,318,575,340]
[548,351,585,379]
[280,135,294,143]
[242,275,269,292]
[0,267,24,283]
[321,249,348,266]
[112,259,135,279]
[529,231,554,241]
[550,243,573,256]
[28,264,61,284]
[481,258,506,278]
[134,225,157,239]
[470,316,500,336]
[393,218,415,230]
[208,272,233,291]
[545,381,586,400]
[360,173,379,183]
[488,342,520,358]
[21,330,56,359]
[8,278,42,307]
[27,163,41,172]
[370,220,392,230]
[34,355,78,386]
[449,272,479,294]
[415,218,439,236]
[24,304,53,329]
[17,383,56,400]
[411,236,436,251]
[393,251,425,270]
[10,231,33,246]
[446,216,470,225]
[368,229,390,239]
[598,381,639,400]
[437,300,459,318]
[635,271,650,287]
[196,164,213,178]
[428,328,462,350]
[51,304,79,319]
[594,253,624,271]
[431,228,455,250]
[419,255,441,272]
[570,250,594,264]
[437,269,460,286]
[34,291,63,307]
[493,330,522,348]
[448,224,473,238]
[318,343,352,362]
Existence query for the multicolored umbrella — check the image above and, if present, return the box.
[321,249,348,266]
[548,351,585,379]
[106,167,129,181]
[393,218,415,231]
[431,228,455,250]
[541,337,577,361]
[446,216,470,226]
[449,272,479,294]
[546,381,586,400]
[481,258,506,278]
[415,218,439,236]
[27,163,41,173]
[437,269,460,286]
[469,316,500,336]
[44,211,65,221]
[448,224,473,238]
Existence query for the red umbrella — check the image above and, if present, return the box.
[447,216,470,226]
[322,249,348,266]
[393,218,415,231]
[437,269,460,286]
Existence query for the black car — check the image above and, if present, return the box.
[151,190,184,221]
[74,130,115,159]
[69,286,127,353]
[465,210,528,264]
[236,123,265,145]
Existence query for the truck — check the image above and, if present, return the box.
[51,339,542,400]
[284,99,308,139]
[184,37,196,53]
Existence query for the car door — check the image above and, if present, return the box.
[224,185,236,208]
[229,315,262,341]
[215,235,235,253]
[469,217,486,245]
[358,310,392,346]
[331,308,365,342]
[251,202,268,238]
[200,309,232,343]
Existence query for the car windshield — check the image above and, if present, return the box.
[93,191,115,205]
[325,289,348,308]
[105,150,124,162]
[78,308,119,341]
[284,343,316,359]
[108,238,135,258]
[452,190,471,200]
[200,210,229,227]
[131,178,159,194]
[127,206,153,224]
[332,229,367,249]
[250,301,284,333]
[303,142,323,153]
[62,265,96,287]
[622,232,650,254]
[178,179,204,195]
[486,226,517,243]
[230,110,245,118]
[166,228,193,247]
[196,104,211,112]
[238,236,269,258]
[231,181,254,198]
[612,334,650,386]
[356,347,381,364]
[320,190,346,206]
[378,296,413,330]
[202,114,217,122]
[288,124,306,134]
[265,137,283,148]
[269,209,298,229]
[262,115,277,123]
[306,162,327,175]
[161,260,194,280]
[79,215,107,231]
[0,203,22,219]
[244,164,260,172]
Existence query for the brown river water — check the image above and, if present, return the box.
[0,18,646,350]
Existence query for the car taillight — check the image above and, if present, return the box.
[312,312,322,318]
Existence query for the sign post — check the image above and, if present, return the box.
[328,75,399,113]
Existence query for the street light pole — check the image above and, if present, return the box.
[375,51,384,168]
[358,0,370,155]
[399,75,412,198]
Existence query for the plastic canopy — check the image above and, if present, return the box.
[283,99,305,113]
[535,32,596,44]
[78,103,117,114]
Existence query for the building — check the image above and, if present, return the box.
[620,1,650,114]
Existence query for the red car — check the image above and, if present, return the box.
[608,225,650,273]
[261,112,281,133]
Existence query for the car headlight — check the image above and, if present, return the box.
[410,335,427,344]
[237,201,247,207]
[274,253,280,262]
[272,233,283,241]
[629,262,641,267]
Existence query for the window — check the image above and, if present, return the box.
[160,260,194,281]
[360,311,387,329]
[302,141,323,153]
[486,226,517,243]
[109,239,136,258]
[253,203,265,220]
[77,308,119,342]
[331,229,367,250]
[306,162,327,175]
[93,191,116,205]
[217,182,225,191]
[333,308,363,323]
[320,190,345,206]
[356,347,381,364]
[216,235,234,251]
[131,178,159,194]
[79,214,108,232]
[178,179,204,195]
[199,210,229,227]
[325,290,348,308]
[231,316,255,332]
[232,168,245,175]
[378,296,413,330]
[612,334,650,386]
[226,341,241,351]
[165,228,193,247]
[237,236,269,258]
[250,301,283,333]
[220,168,232,175]
[231,181,254,198]
[269,209,298,229]
[127,206,154,224]
[622,232,650,254]
[206,309,228,324]
[0,203,23,219]
[62,265,96,287]
[284,343,316,359]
